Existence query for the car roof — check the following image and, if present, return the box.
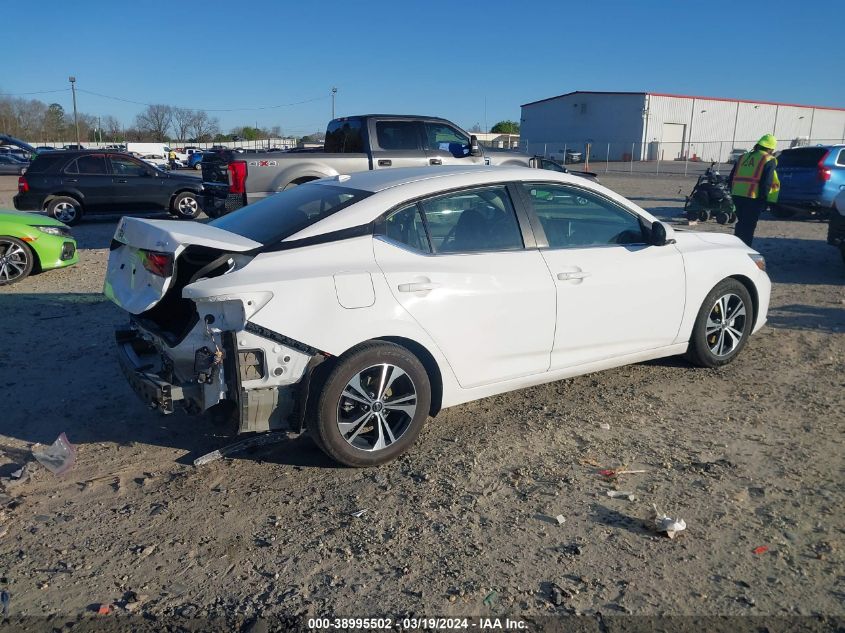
[310,165,543,193]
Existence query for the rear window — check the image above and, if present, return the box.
[776,147,829,168]
[26,153,68,173]
[376,121,420,150]
[210,184,371,244]
[325,119,365,153]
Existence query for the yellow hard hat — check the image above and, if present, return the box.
[757,134,777,150]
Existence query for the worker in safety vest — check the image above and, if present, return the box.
[168,149,178,170]
[728,134,780,246]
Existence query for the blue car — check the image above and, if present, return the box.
[188,152,204,170]
[772,145,845,218]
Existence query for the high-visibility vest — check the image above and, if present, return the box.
[731,149,780,203]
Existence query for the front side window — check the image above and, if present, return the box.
[109,155,149,177]
[382,204,431,253]
[423,122,470,157]
[375,121,420,150]
[521,183,644,248]
[418,186,523,253]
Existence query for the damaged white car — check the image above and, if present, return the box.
[104,166,771,466]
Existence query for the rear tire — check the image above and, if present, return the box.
[697,209,711,222]
[46,196,82,226]
[0,236,34,285]
[685,279,754,368]
[171,191,201,220]
[715,212,729,225]
[308,342,431,467]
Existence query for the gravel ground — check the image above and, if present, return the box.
[0,172,843,629]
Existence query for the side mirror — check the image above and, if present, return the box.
[469,135,482,157]
[650,220,669,246]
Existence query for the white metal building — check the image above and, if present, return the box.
[520,91,845,163]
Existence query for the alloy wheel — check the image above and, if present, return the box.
[0,240,29,283]
[706,293,747,357]
[53,201,77,223]
[178,196,198,214]
[336,363,417,452]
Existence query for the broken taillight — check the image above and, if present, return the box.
[227,160,247,194]
[142,250,173,277]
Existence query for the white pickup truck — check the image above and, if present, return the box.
[201,114,580,217]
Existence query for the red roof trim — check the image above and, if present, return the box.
[521,90,845,112]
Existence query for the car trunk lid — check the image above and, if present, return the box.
[104,216,260,315]
[776,147,829,200]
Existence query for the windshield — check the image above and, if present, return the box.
[210,183,371,244]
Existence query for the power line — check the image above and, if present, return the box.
[76,88,330,112]
[0,89,70,96]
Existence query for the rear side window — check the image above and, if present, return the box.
[26,153,68,173]
[776,147,829,167]
[65,154,108,175]
[376,121,420,150]
[837,149,845,167]
[418,186,523,253]
[325,119,365,153]
[381,204,431,253]
[210,184,371,244]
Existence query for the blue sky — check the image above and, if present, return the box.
[2,0,843,136]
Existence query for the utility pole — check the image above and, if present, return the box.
[69,76,80,147]
[331,87,337,119]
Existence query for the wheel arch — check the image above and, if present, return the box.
[43,192,84,209]
[729,274,760,330]
[373,335,443,417]
[168,187,202,209]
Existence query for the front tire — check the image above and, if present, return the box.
[685,279,754,368]
[172,191,201,220]
[0,237,34,285]
[46,196,82,225]
[308,342,431,467]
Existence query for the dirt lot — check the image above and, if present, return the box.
[0,172,843,630]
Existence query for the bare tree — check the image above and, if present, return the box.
[102,115,122,141]
[135,104,173,141]
[172,108,195,143]
[190,110,220,142]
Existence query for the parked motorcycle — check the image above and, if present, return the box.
[684,163,736,224]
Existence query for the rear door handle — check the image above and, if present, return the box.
[116,179,128,183]
[429,158,442,165]
[557,271,591,281]
[398,281,441,292]
[378,159,392,167]
[65,178,78,183]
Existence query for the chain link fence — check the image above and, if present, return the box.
[524,138,844,177]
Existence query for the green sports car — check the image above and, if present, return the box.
[0,211,78,285]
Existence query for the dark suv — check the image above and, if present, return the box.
[13,151,204,225]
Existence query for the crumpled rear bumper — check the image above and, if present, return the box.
[115,328,189,413]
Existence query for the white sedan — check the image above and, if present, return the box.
[104,166,770,466]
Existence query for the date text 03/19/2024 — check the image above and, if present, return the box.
[307,617,529,630]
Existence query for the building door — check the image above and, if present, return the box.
[661,123,686,160]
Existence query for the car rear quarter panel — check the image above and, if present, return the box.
[671,233,771,342]
[182,235,462,395]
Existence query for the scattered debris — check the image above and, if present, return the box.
[193,432,288,466]
[599,468,648,479]
[607,490,637,501]
[0,590,9,616]
[350,509,367,518]
[652,504,687,539]
[753,546,769,555]
[550,585,565,606]
[483,591,497,607]
[96,603,110,615]
[599,423,611,430]
[9,465,27,481]
[32,433,76,475]
[555,514,566,525]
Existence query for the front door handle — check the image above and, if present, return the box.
[65,178,78,183]
[557,271,591,281]
[398,281,441,293]
[116,179,128,183]
[378,159,392,167]
[429,158,442,165]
